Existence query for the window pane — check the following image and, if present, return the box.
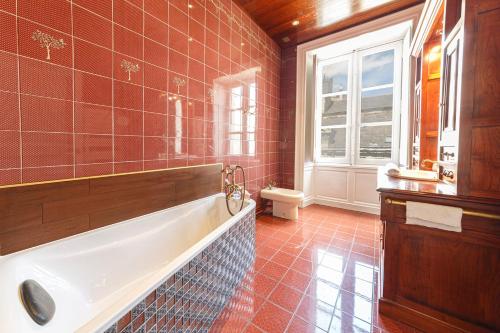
[322,95,347,126]
[359,125,392,159]
[247,112,256,130]
[361,87,393,123]
[321,128,346,158]
[322,60,348,94]
[230,115,241,131]
[248,141,255,156]
[362,50,394,88]
[231,86,242,109]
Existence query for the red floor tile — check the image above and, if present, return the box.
[282,269,312,292]
[253,301,292,333]
[214,206,418,333]
[244,323,264,332]
[251,272,279,298]
[260,261,289,281]
[296,295,335,331]
[271,250,296,267]
[287,316,326,333]
[269,283,303,313]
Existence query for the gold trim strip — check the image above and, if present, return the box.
[385,198,500,220]
[0,163,224,190]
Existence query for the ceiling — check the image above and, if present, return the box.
[235,0,425,48]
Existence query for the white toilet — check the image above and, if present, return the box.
[261,187,304,220]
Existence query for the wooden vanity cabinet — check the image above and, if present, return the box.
[378,187,500,333]
[378,0,500,331]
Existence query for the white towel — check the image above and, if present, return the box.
[406,201,463,232]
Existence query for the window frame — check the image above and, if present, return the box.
[314,40,403,166]
[314,53,353,164]
[355,41,402,165]
[228,83,257,157]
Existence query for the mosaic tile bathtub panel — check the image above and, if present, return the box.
[103,208,256,333]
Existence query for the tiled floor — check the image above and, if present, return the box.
[210,204,418,333]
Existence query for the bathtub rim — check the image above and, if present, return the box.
[74,193,256,333]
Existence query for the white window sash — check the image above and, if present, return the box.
[355,41,402,165]
[315,53,353,164]
[314,40,403,166]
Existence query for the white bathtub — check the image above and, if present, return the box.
[0,193,255,333]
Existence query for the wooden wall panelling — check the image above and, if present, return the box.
[0,164,222,255]
[457,0,500,199]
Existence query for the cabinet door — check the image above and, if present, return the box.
[439,32,461,147]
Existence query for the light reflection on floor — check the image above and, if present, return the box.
[210,204,419,333]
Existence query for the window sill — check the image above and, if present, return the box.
[313,162,380,170]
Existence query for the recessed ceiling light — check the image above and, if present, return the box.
[292,20,300,26]
[188,4,193,9]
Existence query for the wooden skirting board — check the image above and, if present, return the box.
[0,164,222,255]
[379,298,496,333]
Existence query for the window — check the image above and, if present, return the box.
[229,83,257,156]
[315,41,402,165]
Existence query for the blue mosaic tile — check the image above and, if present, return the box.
[103,208,256,333]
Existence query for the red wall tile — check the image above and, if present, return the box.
[144,14,169,45]
[75,103,113,134]
[144,112,168,137]
[22,132,73,167]
[23,165,73,183]
[76,163,113,178]
[115,136,143,162]
[114,24,143,60]
[0,51,18,92]
[72,0,112,20]
[144,0,169,23]
[169,4,188,32]
[0,131,20,169]
[144,39,169,69]
[73,5,112,48]
[144,64,169,92]
[113,0,143,34]
[144,88,169,114]
[114,53,143,85]
[19,57,73,99]
[0,0,15,14]
[0,91,19,131]
[20,95,73,132]
[74,39,113,77]
[75,71,112,106]
[0,0,283,210]
[0,168,21,185]
[18,0,72,34]
[114,108,143,136]
[144,137,168,160]
[0,12,16,54]
[75,134,113,164]
[114,80,143,110]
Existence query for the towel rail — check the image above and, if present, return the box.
[384,198,500,220]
